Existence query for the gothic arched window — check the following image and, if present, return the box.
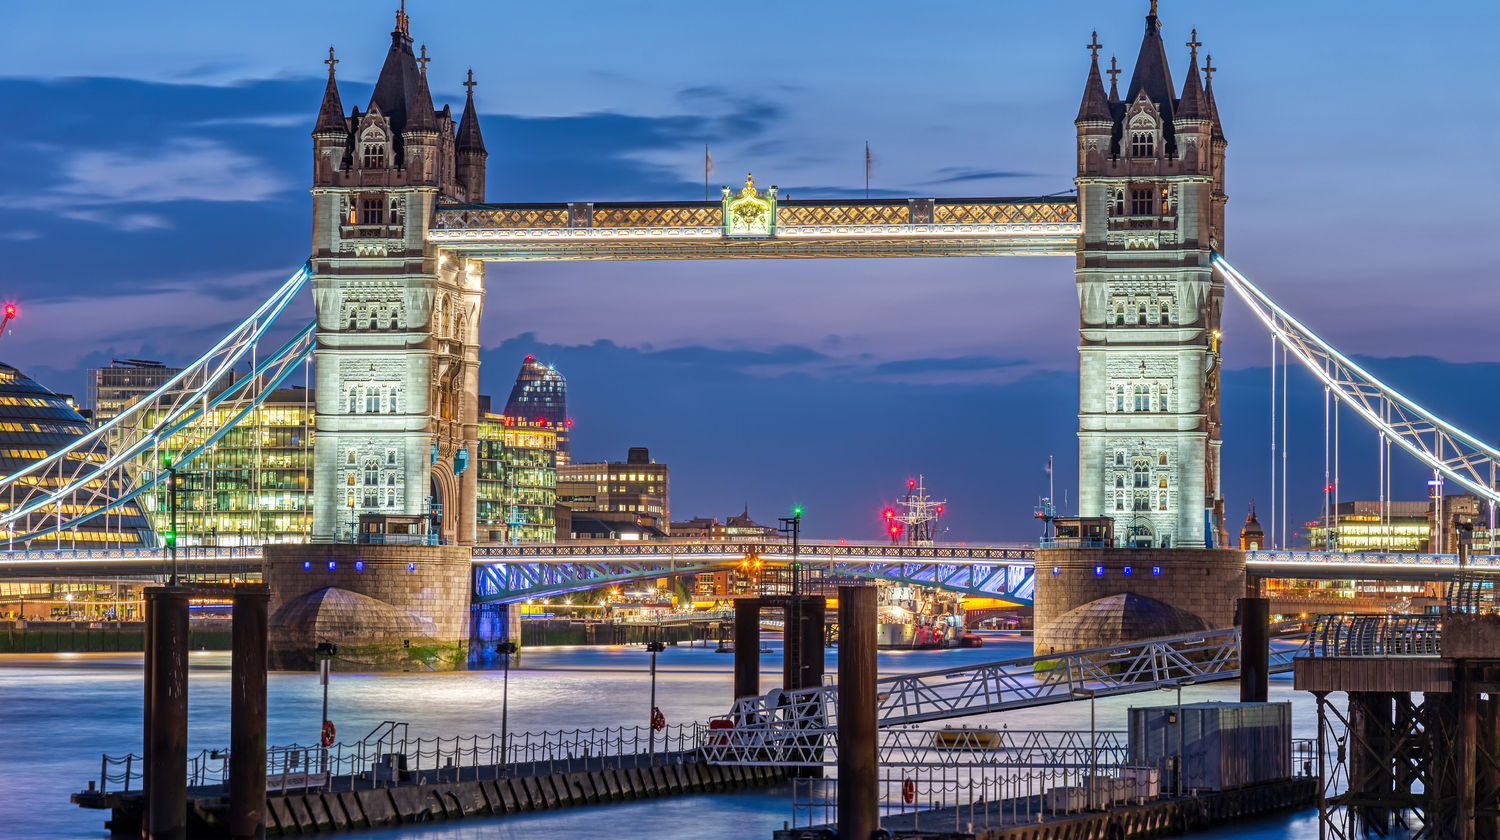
[388,387,399,413]
[365,388,381,413]
[1158,387,1169,412]
[1115,491,1124,511]
[1115,387,1125,412]
[1160,303,1170,323]
[1134,385,1150,412]
[347,388,358,414]
[1159,491,1168,510]
[1130,132,1154,158]
[1133,462,1150,488]
[1115,304,1126,326]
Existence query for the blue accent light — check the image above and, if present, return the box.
[1051,566,1060,576]
[1123,566,1133,576]
[407,562,416,572]
[327,561,336,571]
[1152,566,1162,576]
[355,561,364,571]
[1094,565,1105,577]
[454,448,469,475]
[302,560,311,570]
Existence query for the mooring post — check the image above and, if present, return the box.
[141,590,155,832]
[837,584,878,840]
[229,585,269,840]
[1238,596,1269,703]
[733,597,761,702]
[145,585,190,840]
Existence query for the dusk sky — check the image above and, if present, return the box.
[1,1,1496,542]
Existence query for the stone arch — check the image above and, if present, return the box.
[429,458,459,543]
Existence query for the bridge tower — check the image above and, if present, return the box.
[308,9,486,545]
[1074,6,1228,549]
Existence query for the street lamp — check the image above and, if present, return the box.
[316,642,338,772]
[1071,687,1097,810]
[496,640,519,777]
[646,640,666,761]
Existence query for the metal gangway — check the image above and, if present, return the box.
[703,626,1307,766]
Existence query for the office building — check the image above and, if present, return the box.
[557,447,669,534]
[476,410,557,543]
[85,359,183,424]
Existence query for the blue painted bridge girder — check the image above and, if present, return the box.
[469,542,1038,605]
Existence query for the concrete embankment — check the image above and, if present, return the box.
[1,619,231,652]
[80,756,785,837]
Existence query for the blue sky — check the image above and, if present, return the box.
[1,1,1496,540]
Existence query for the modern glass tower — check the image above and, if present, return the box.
[500,355,570,465]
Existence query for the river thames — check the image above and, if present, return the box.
[1,633,1321,839]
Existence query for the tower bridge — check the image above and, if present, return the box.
[0,4,1497,669]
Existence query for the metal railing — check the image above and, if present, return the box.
[91,722,708,794]
[1301,614,1442,657]
[708,627,1308,766]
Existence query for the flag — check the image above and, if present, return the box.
[864,141,872,198]
[705,145,714,175]
[1045,458,1053,475]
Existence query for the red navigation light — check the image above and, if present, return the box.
[908,479,916,488]
[1325,484,1334,492]
[3,304,14,318]
[536,416,546,425]
[566,418,574,427]
[889,525,899,535]
[525,354,534,361]
[935,505,944,515]
[882,508,893,519]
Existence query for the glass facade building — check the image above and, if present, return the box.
[137,387,315,546]
[0,363,154,548]
[557,447,670,534]
[500,355,570,465]
[477,413,557,543]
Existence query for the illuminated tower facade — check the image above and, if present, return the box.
[1074,6,1228,548]
[308,9,487,543]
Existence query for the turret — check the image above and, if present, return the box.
[1173,31,1212,175]
[1075,33,1113,176]
[312,47,349,186]
[402,45,441,184]
[1239,501,1264,551]
[455,69,488,203]
[1205,55,1228,251]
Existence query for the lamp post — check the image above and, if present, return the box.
[646,640,665,760]
[496,640,518,776]
[316,642,337,772]
[1072,687,1097,810]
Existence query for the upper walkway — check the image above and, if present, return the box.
[425,196,1080,261]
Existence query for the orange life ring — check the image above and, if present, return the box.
[902,778,916,804]
[650,707,666,732]
[321,720,336,747]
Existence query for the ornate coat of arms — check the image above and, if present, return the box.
[721,173,777,236]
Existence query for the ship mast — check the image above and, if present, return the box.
[890,475,945,546]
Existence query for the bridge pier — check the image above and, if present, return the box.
[1238,596,1269,702]
[1034,547,1245,655]
[468,599,521,669]
[264,545,472,671]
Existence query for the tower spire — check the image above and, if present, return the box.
[1177,29,1208,121]
[456,68,486,154]
[1076,31,1112,123]
[312,46,347,136]
[1107,56,1121,101]
[1204,54,1225,141]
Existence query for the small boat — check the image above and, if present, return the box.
[932,726,1002,750]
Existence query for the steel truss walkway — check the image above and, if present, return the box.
[702,626,1307,766]
[472,541,1037,605]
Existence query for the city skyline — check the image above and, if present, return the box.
[1,1,1495,540]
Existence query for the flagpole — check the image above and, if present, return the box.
[704,144,709,201]
[864,140,870,199]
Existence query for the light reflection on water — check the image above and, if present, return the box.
[0,633,1316,839]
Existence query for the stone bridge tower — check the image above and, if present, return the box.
[1074,6,1228,549]
[308,9,487,544]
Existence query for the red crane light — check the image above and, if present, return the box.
[3,305,13,318]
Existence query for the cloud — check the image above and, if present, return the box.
[53,138,290,204]
[927,167,1035,184]
[874,356,1028,376]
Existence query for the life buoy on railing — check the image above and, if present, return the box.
[650,707,667,732]
[902,778,916,804]
[321,720,336,747]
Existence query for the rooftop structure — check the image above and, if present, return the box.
[500,355,570,466]
[557,447,669,535]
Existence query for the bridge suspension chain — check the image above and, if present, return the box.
[1214,252,1500,508]
[0,263,314,543]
